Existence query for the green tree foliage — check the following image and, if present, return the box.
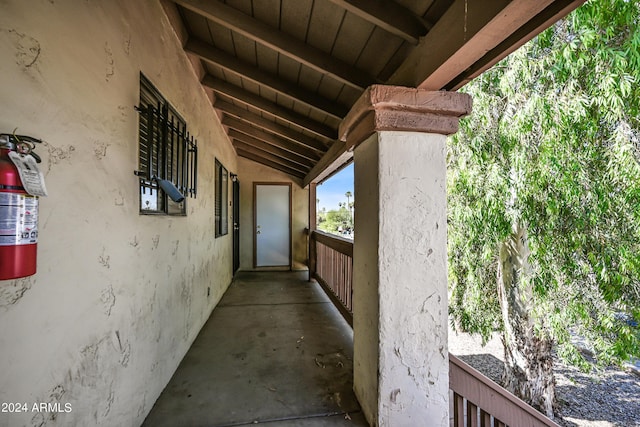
[318,205,351,234]
[448,0,640,413]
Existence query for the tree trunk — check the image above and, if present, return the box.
[497,225,556,418]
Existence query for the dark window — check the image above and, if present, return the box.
[215,159,228,237]
[136,74,197,215]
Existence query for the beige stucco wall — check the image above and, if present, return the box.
[237,157,309,272]
[0,1,236,425]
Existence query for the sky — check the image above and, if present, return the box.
[316,163,353,212]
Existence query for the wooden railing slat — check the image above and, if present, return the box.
[467,401,478,427]
[480,410,491,427]
[453,392,465,427]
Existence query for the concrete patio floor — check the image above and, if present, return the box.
[143,271,367,427]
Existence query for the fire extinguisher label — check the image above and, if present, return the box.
[0,193,38,246]
[8,151,48,197]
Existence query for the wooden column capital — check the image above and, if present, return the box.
[339,85,472,149]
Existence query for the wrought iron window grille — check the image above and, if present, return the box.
[215,159,228,237]
[135,75,197,215]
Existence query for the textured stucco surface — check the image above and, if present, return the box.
[353,133,381,424]
[0,1,236,425]
[353,131,449,426]
[237,157,309,271]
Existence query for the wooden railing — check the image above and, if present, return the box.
[309,230,354,326]
[308,230,559,427]
[449,354,561,427]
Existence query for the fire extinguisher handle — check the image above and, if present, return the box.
[30,151,42,163]
[20,136,42,144]
[19,135,41,143]
[0,134,42,144]
[0,134,43,163]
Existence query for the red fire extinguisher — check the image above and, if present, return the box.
[0,133,43,280]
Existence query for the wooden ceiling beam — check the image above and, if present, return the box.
[325,0,428,44]
[236,148,305,179]
[228,129,315,169]
[388,0,559,90]
[204,76,337,141]
[303,140,352,188]
[232,140,310,174]
[445,0,587,90]
[215,100,329,153]
[223,117,321,161]
[186,37,349,120]
[174,0,376,90]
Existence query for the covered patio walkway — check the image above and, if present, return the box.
[143,271,368,426]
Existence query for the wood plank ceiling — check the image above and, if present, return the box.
[163,0,585,186]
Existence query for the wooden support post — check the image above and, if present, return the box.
[308,182,317,281]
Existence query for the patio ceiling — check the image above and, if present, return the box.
[162,0,585,186]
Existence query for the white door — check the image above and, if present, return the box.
[255,184,291,267]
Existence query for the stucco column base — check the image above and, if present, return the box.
[346,86,471,427]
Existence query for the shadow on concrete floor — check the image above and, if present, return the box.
[143,271,367,427]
